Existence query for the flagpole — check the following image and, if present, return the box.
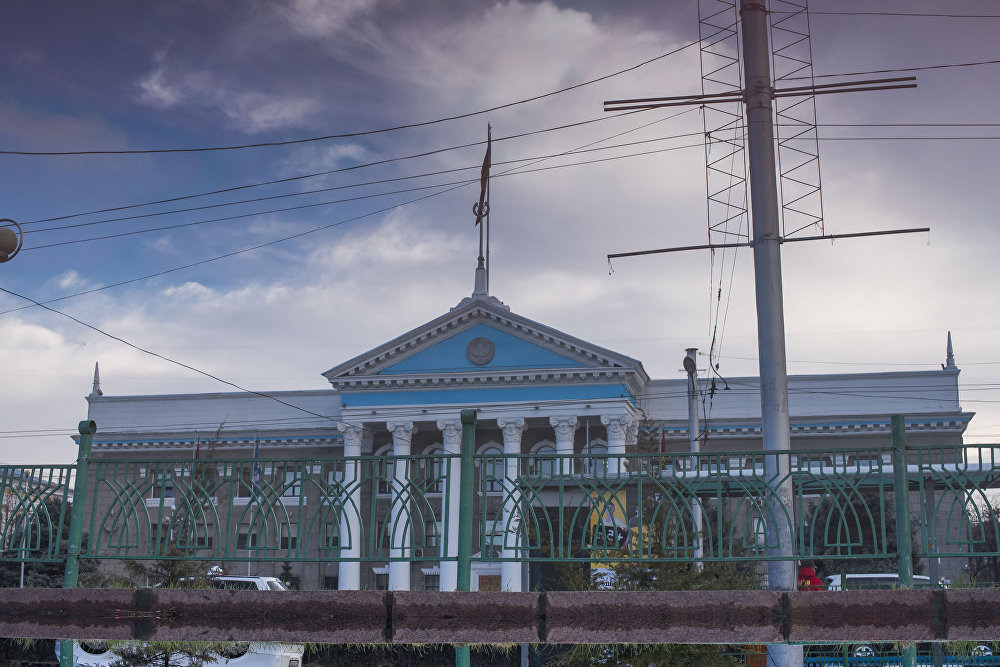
[474,124,491,292]
[486,173,491,292]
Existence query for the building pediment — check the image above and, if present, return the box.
[322,295,649,396]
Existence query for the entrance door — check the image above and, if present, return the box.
[478,575,501,591]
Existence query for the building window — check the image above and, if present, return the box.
[280,524,297,551]
[484,517,504,556]
[425,448,445,493]
[323,576,339,590]
[751,515,767,546]
[423,573,440,591]
[373,572,389,590]
[425,521,442,550]
[327,466,346,488]
[531,444,556,477]
[376,521,390,550]
[237,532,258,550]
[376,448,393,496]
[481,446,503,493]
[325,522,340,549]
[282,470,301,498]
[587,444,609,476]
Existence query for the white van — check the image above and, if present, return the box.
[64,640,304,667]
[825,573,937,590]
[63,576,300,667]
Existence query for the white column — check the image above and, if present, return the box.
[497,417,525,592]
[549,416,578,474]
[437,419,462,592]
[601,415,633,476]
[387,421,417,591]
[336,423,369,590]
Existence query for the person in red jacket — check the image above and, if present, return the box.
[798,565,826,591]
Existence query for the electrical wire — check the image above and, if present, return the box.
[807,11,1000,19]
[22,109,651,226]
[25,130,703,235]
[1,134,707,314]
[20,139,706,251]
[0,41,700,157]
[0,285,343,428]
[801,57,1000,80]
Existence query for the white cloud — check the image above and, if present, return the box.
[276,0,381,37]
[133,50,319,133]
[55,270,84,290]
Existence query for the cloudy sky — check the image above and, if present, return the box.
[1,1,998,463]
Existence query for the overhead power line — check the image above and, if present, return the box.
[22,110,651,226]
[806,57,1000,80]
[23,139,705,251]
[0,42,699,157]
[25,130,703,236]
[0,285,342,427]
[807,11,1000,19]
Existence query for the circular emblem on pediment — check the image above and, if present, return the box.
[466,336,495,366]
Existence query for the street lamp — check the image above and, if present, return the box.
[0,219,24,263]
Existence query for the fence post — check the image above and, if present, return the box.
[60,419,96,667]
[891,415,916,667]
[456,409,477,667]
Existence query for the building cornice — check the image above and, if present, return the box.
[656,414,973,438]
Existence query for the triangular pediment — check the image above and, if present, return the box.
[322,295,648,395]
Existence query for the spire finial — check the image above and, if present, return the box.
[473,256,488,297]
[944,331,956,369]
[89,362,103,397]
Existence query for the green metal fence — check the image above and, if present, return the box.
[2,444,998,567]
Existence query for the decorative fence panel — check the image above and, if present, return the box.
[1,445,998,567]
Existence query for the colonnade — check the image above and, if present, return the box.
[336,413,637,592]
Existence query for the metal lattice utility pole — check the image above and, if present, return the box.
[739,2,802,666]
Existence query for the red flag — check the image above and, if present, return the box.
[475,125,491,226]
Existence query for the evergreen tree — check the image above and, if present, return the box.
[280,561,300,589]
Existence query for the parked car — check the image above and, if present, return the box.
[63,640,303,667]
[209,575,289,591]
[824,573,941,591]
[155,574,290,590]
[62,575,298,667]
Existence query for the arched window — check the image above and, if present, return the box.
[375,445,393,496]
[586,440,609,477]
[479,444,503,493]
[424,447,445,494]
[530,441,556,477]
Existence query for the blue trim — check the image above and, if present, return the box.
[380,323,587,374]
[342,384,630,408]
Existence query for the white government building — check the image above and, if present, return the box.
[82,264,971,591]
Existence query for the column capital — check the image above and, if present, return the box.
[601,414,635,440]
[436,419,462,452]
[387,421,417,446]
[337,422,371,449]
[497,416,526,439]
[549,415,578,433]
